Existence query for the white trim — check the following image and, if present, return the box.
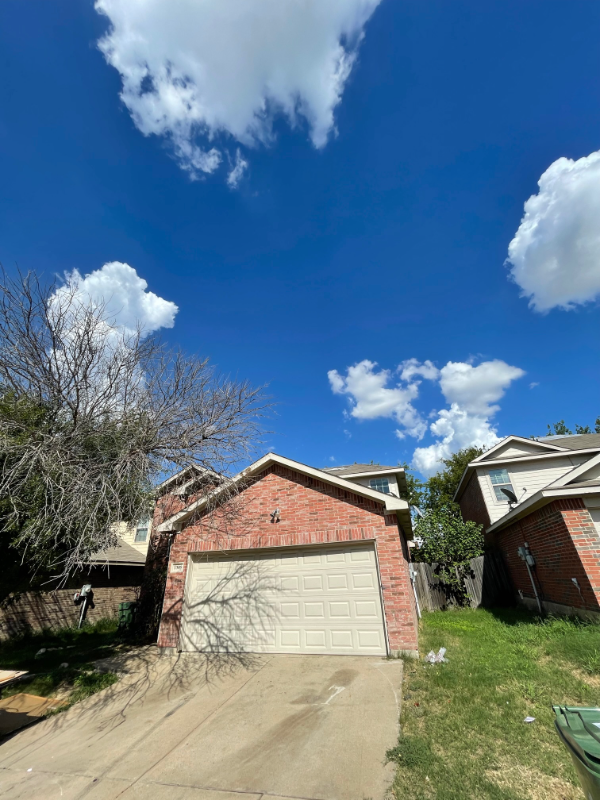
[470,436,569,464]
[454,446,600,501]
[334,468,403,479]
[487,485,600,534]
[546,452,600,489]
[372,540,391,657]
[157,452,410,533]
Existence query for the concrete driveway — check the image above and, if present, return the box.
[0,649,403,800]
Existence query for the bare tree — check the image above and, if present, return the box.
[0,270,267,585]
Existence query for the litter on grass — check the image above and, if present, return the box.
[425,648,448,664]
[524,716,536,723]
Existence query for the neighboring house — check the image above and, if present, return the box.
[455,433,600,618]
[0,534,147,639]
[151,453,418,657]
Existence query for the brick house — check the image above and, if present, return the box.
[455,433,600,618]
[150,453,419,657]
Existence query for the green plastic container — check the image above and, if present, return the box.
[554,706,600,800]
[118,601,137,631]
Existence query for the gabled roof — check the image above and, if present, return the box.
[322,463,407,492]
[472,436,568,463]
[157,464,222,497]
[157,452,411,535]
[454,434,600,502]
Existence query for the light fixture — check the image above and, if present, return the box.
[270,508,281,523]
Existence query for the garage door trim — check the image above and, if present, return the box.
[180,541,390,656]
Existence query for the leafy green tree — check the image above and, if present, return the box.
[547,419,600,436]
[547,420,573,436]
[401,446,484,514]
[398,462,426,509]
[414,509,484,603]
[423,446,485,513]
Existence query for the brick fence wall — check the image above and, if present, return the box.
[0,565,142,639]
[158,464,418,655]
[492,498,600,613]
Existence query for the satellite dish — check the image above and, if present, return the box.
[500,487,518,504]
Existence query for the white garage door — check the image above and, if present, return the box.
[179,544,387,655]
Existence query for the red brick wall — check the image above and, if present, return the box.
[158,464,418,654]
[492,498,600,612]
[459,471,491,530]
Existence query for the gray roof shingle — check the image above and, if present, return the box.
[87,538,147,566]
[539,433,600,451]
[321,463,399,476]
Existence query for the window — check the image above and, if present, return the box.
[489,469,514,502]
[369,477,390,494]
[135,518,150,543]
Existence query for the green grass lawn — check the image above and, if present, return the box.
[0,618,124,714]
[389,608,600,800]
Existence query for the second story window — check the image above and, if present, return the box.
[489,469,514,502]
[369,477,390,494]
[135,518,150,543]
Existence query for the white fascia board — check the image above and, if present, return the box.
[473,447,600,469]
[341,467,403,479]
[546,452,600,489]
[470,436,568,465]
[487,485,600,534]
[157,452,409,533]
[455,446,600,502]
[342,467,408,494]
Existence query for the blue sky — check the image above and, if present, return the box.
[1,0,599,477]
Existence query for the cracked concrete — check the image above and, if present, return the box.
[0,649,402,800]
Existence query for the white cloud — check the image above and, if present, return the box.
[399,358,439,383]
[329,357,525,477]
[412,405,502,477]
[227,149,248,189]
[413,360,525,476]
[95,0,381,179]
[507,150,600,312]
[53,261,178,335]
[328,360,427,439]
[438,360,525,416]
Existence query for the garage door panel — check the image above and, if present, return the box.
[181,544,386,656]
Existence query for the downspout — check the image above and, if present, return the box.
[518,521,543,615]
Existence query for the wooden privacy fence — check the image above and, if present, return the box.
[412,549,513,612]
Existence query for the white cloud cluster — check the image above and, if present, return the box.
[328,360,429,439]
[412,360,525,476]
[329,358,525,476]
[53,261,178,335]
[507,150,600,312]
[95,0,381,180]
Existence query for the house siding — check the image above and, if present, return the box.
[459,471,491,531]
[491,498,600,614]
[478,456,588,524]
[157,464,418,655]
